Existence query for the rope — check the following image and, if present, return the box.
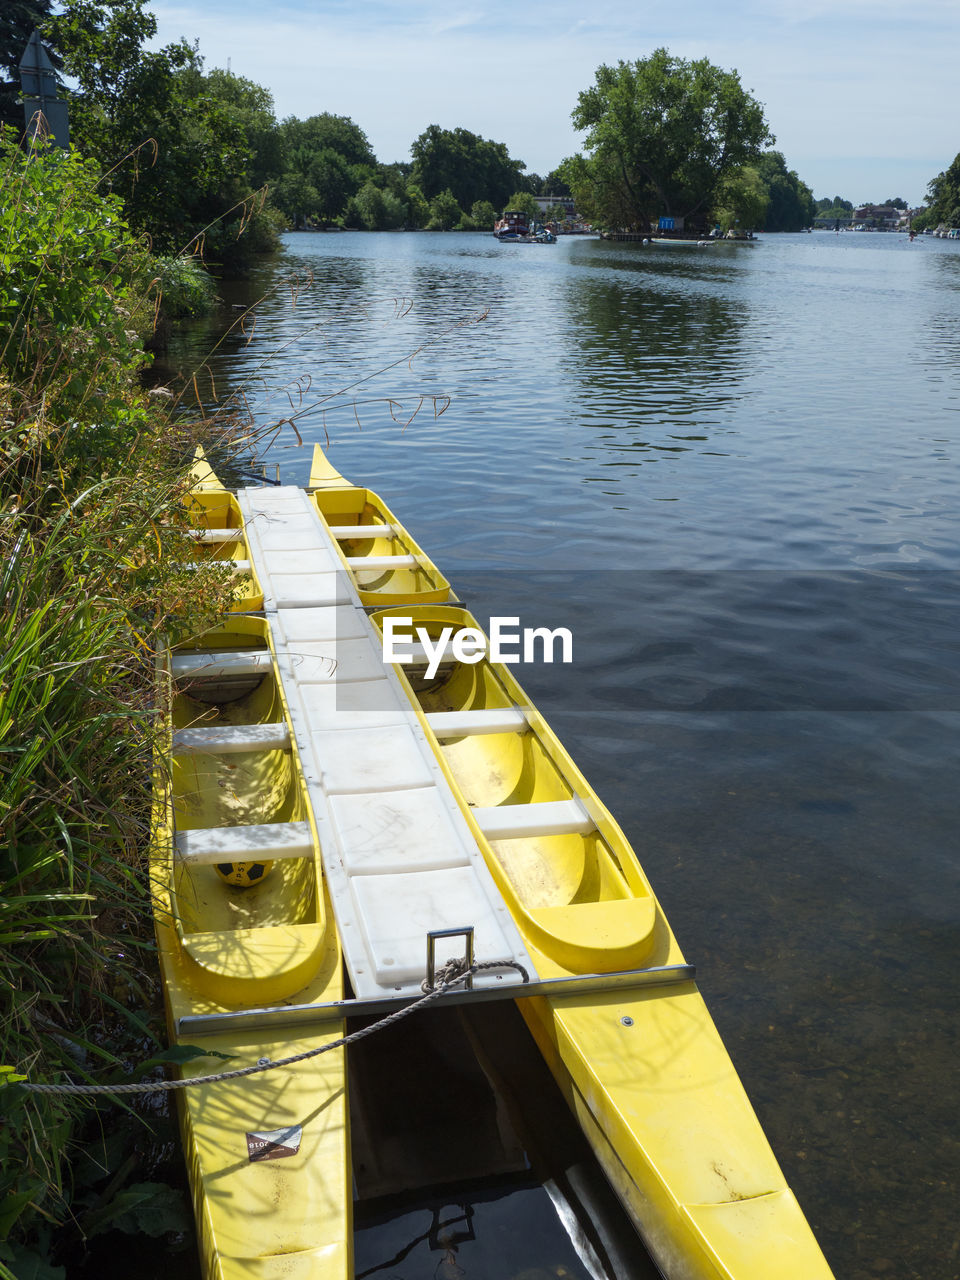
[422,956,529,994]
[13,958,529,1099]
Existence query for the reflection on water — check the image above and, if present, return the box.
[150,230,960,1280]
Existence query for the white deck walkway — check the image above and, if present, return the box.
[237,486,533,1001]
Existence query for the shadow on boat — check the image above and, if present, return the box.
[351,1000,662,1280]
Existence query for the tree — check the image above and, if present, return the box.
[816,195,852,212]
[204,68,281,188]
[271,169,319,228]
[569,49,774,230]
[560,150,634,230]
[280,112,375,168]
[754,151,815,231]
[405,183,429,228]
[543,168,572,198]
[45,0,278,265]
[426,188,462,230]
[714,165,769,232]
[504,190,540,220]
[470,199,497,229]
[411,124,526,210]
[913,154,960,231]
[884,196,908,210]
[346,179,405,230]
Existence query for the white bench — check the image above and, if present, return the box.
[175,821,313,864]
[472,798,596,841]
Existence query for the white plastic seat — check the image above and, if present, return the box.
[349,865,518,985]
[472,798,596,841]
[345,554,418,570]
[426,708,527,737]
[329,787,470,876]
[171,651,273,679]
[327,523,397,539]
[171,723,291,754]
[175,821,313,864]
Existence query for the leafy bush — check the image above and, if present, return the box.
[153,256,217,319]
[0,124,237,1274]
[0,130,151,450]
[426,188,462,231]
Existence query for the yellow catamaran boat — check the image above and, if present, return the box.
[152,445,835,1280]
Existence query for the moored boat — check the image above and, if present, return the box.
[154,448,836,1280]
[494,209,532,241]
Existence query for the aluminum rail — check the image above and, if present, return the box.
[176,963,697,1036]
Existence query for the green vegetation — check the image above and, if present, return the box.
[714,165,770,234]
[46,0,282,271]
[755,151,815,231]
[503,191,541,221]
[410,125,527,213]
[0,130,235,1276]
[562,49,774,231]
[426,188,463,231]
[816,196,854,222]
[913,154,960,230]
[11,17,834,243]
[153,256,217,320]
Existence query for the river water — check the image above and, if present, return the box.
[157,229,960,1280]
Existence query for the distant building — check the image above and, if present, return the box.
[852,205,903,229]
[534,195,576,217]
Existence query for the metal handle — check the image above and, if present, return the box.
[426,926,475,991]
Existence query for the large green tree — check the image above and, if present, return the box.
[45,0,277,265]
[279,112,375,169]
[271,112,375,224]
[754,150,815,231]
[913,156,960,230]
[411,124,526,211]
[568,49,774,230]
[204,68,281,189]
[714,164,769,232]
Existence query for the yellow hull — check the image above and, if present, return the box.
[371,605,834,1280]
[154,447,833,1279]
[307,443,452,606]
[152,615,350,1280]
[186,447,263,612]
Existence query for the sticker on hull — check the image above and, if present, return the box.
[246,1125,303,1162]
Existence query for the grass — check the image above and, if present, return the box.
[0,130,241,1275]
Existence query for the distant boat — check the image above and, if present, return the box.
[494,211,557,244]
[494,210,531,241]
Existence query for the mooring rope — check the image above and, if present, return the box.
[13,959,530,1099]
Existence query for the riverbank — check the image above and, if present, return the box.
[0,137,240,1276]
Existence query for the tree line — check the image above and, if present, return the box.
[913,157,960,231]
[2,4,837,269]
[7,4,953,253]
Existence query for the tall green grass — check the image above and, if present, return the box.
[0,130,237,1275]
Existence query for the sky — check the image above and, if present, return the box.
[150,0,959,206]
